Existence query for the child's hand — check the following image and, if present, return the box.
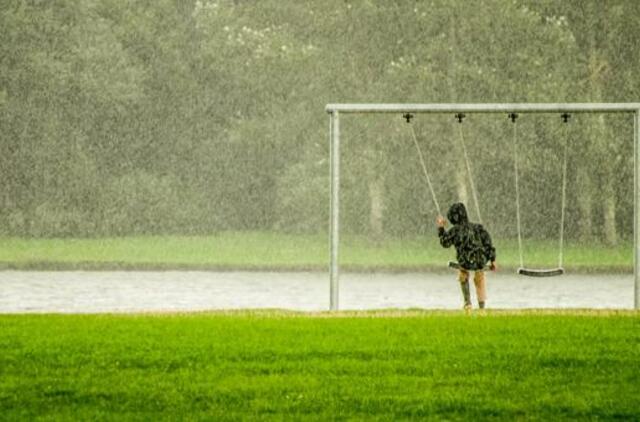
[489,261,497,271]
[436,216,446,228]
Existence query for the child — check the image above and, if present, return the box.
[437,202,496,310]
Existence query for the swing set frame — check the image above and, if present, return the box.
[325,103,640,311]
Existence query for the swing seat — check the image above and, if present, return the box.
[448,261,461,270]
[517,267,564,277]
[448,261,488,271]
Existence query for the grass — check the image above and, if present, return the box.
[0,232,632,272]
[0,311,638,420]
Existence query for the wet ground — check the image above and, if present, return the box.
[0,271,634,313]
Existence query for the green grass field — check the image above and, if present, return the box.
[1,311,638,420]
[0,232,632,272]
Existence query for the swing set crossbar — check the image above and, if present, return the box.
[326,103,640,114]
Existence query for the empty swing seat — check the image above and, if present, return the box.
[517,267,564,277]
[509,112,570,281]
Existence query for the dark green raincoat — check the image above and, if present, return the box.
[438,202,496,271]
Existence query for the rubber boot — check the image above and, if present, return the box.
[460,280,471,310]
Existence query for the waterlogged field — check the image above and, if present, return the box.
[0,233,632,272]
[0,311,638,420]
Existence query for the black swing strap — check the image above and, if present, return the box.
[558,114,569,269]
[404,114,442,216]
[510,113,525,270]
[455,114,483,224]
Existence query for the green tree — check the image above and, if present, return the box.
[526,0,640,243]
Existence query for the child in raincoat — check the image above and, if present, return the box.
[437,202,496,310]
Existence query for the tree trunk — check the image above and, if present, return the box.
[603,183,617,245]
[364,130,385,241]
[597,115,618,245]
[584,3,617,244]
[576,164,593,241]
[368,176,384,240]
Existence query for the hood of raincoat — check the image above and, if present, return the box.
[446,202,468,225]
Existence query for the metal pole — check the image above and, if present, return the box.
[329,111,340,310]
[326,103,640,114]
[635,110,640,309]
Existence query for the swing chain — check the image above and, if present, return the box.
[511,112,569,276]
[402,115,442,216]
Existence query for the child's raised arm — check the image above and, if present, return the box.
[480,226,497,271]
[436,216,455,248]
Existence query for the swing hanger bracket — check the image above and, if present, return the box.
[561,113,571,123]
[402,113,414,123]
[455,112,465,123]
[508,112,518,123]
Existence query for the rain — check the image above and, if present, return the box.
[1,0,638,312]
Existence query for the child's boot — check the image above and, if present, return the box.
[458,270,472,311]
[460,280,472,311]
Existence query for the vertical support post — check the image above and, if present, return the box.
[635,110,640,309]
[329,111,340,310]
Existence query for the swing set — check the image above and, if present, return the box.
[403,111,569,277]
[326,103,640,311]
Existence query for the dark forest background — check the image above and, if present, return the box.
[1,0,639,244]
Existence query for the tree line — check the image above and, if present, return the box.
[1,0,638,244]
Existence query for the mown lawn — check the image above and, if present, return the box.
[0,233,632,272]
[1,311,639,420]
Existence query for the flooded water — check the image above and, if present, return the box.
[0,271,634,313]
